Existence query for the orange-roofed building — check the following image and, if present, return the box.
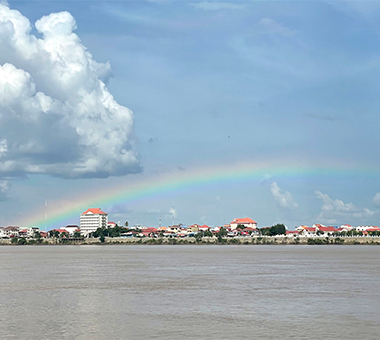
[230,218,257,230]
[80,208,108,236]
[317,226,337,234]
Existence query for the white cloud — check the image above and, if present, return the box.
[0,179,11,201]
[0,139,7,157]
[192,2,247,11]
[316,191,374,224]
[0,4,140,179]
[373,193,380,207]
[270,182,298,210]
[257,18,295,37]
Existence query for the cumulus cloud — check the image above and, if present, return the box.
[0,4,140,179]
[316,191,374,224]
[270,182,298,210]
[192,2,247,11]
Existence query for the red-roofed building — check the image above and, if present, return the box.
[107,221,117,228]
[80,208,108,236]
[50,229,69,235]
[230,218,257,230]
[317,226,337,234]
[341,224,353,231]
[142,227,158,237]
[242,227,256,232]
[63,225,80,235]
[298,227,316,236]
[356,225,379,232]
[366,228,380,233]
[82,208,107,215]
[19,229,28,237]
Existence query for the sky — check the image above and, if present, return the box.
[1,0,380,230]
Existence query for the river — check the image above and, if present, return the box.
[0,245,379,339]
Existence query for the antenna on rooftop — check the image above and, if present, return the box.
[159,216,161,229]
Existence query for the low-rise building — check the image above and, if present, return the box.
[230,218,257,230]
[107,222,117,228]
[356,225,379,232]
[5,226,20,238]
[62,225,80,235]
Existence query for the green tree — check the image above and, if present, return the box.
[269,224,286,236]
[203,230,213,237]
[124,221,129,228]
[260,227,271,236]
[73,230,82,238]
[218,227,227,237]
[49,230,60,238]
[18,237,27,245]
[195,232,203,242]
[236,224,245,230]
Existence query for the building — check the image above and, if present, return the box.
[107,221,117,228]
[4,226,20,238]
[229,218,257,230]
[63,225,80,235]
[80,208,108,236]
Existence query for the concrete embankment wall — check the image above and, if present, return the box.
[1,236,380,245]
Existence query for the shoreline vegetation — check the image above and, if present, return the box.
[1,235,380,246]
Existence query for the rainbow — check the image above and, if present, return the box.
[18,159,376,229]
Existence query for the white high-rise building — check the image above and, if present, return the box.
[80,208,108,235]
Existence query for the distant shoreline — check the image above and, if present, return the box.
[1,236,380,246]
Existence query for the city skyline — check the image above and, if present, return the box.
[1,1,380,229]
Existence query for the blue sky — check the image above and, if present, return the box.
[1,0,380,229]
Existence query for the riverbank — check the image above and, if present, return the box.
[1,236,380,245]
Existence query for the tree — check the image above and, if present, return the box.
[73,230,82,238]
[203,230,213,237]
[49,230,60,238]
[17,237,27,245]
[218,227,227,237]
[269,224,286,236]
[124,221,129,228]
[260,227,271,236]
[236,224,245,230]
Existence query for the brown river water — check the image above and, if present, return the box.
[0,245,379,340]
